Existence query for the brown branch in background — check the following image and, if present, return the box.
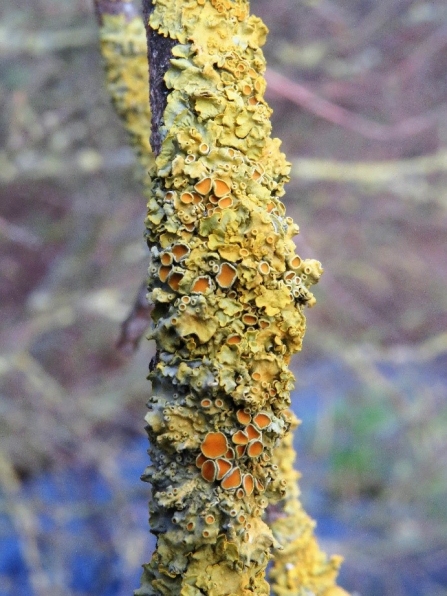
[116,281,152,357]
[266,68,438,141]
[394,24,447,83]
[93,0,139,24]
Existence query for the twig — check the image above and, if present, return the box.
[394,24,447,83]
[116,281,152,356]
[265,68,438,141]
[292,150,447,190]
[0,454,52,596]
[0,25,97,55]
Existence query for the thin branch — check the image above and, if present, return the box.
[292,150,447,186]
[265,68,438,141]
[116,281,152,356]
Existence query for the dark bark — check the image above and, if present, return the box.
[142,0,176,156]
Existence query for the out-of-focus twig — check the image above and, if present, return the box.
[266,68,438,141]
[394,24,447,83]
[0,25,97,55]
[0,454,52,596]
[0,215,42,247]
[292,149,447,191]
[0,147,134,184]
[116,281,152,357]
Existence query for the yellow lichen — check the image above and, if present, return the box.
[98,12,154,191]
[269,415,350,596]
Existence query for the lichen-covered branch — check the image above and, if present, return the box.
[137,1,333,595]
[94,2,349,594]
[268,414,348,596]
[95,0,154,191]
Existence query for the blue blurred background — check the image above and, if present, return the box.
[1,0,447,594]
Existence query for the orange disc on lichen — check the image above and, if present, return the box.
[168,272,184,291]
[184,222,196,232]
[227,334,241,345]
[221,467,242,490]
[246,424,261,441]
[213,179,231,198]
[201,432,228,459]
[201,459,217,482]
[160,253,173,266]
[232,430,249,445]
[216,458,232,480]
[186,521,195,531]
[290,255,302,269]
[194,177,212,195]
[216,263,237,288]
[242,314,257,325]
[236,409,251,425]
[158,265,171,282]
[253,412,272,429]
[251,168,262,181]
[191,276,211,293]
[225,447,235,460]
[255,478,265,492]
[196,453,207,468]
[236,487,244,499]
[172,244,189,261]
[205,514,215,525]
[247,440,263,458]
[235,445,246,458]
[258,261,270,275]
[180,192,194,204]
[243,474,254,496]
[218,196,233,209]
[192,192,203,204]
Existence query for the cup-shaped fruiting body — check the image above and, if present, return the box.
[201,431,228,459]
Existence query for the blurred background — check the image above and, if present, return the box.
[1,0,447,594]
